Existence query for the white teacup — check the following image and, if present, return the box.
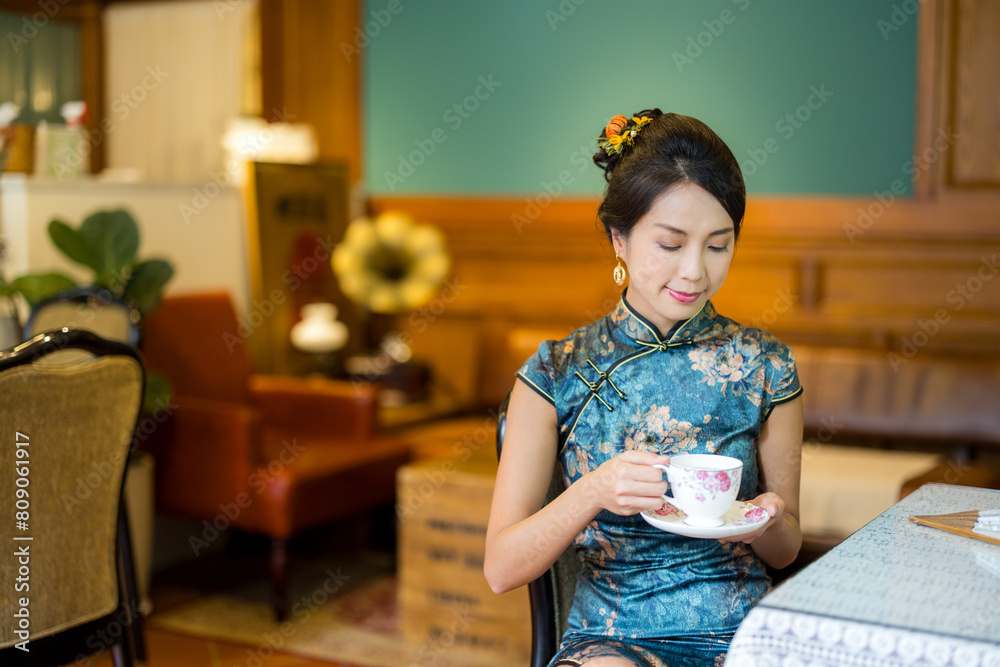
[653,454,743,528]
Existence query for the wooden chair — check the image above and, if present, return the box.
[24,286,141,350]
[24,285,155,640]
[139,292,412,620]
[495,392,578,667]
[0,329,146,666]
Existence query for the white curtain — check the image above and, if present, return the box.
[103,0,260,183]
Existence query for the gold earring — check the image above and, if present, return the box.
[613,256,627,286]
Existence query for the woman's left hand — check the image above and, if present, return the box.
[719,492,785,544]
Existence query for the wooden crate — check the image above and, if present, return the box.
[400,602,531,665]
[397,458,531,663]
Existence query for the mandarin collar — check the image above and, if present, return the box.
[609,288,723,348]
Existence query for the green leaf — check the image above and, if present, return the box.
[78,209,140,286]
[123,259,174,315]
[142,370,173,415]
[11,273,77,307]
[48,219,102,275]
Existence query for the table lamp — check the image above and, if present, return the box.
[290,302,348,374]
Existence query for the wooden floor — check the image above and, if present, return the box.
[87,627,342,667]
[83,573,351,667]
[81,525,394,667]
[75,427,499,667]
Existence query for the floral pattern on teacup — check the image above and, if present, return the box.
[673,468,741,503]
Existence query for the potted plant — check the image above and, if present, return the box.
[3,208,174,411]
[0,237,28,350]
[19,208,173,315]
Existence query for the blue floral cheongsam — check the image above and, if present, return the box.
[516,290,802,664]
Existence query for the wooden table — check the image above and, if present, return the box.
[726,483,1000,666]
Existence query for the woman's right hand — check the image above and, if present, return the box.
[487,381,670,594]
[583,450,671,516]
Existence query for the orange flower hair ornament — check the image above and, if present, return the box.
[597,114,653,155]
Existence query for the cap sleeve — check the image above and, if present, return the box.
[515,340,557,405]
[763,337,802,419]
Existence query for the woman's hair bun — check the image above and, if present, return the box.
[592,108,664,182]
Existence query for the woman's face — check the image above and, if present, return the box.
[612,182,735,336]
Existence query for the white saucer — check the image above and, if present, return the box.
[641,498,770,539]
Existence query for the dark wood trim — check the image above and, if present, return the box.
[914,0,946,199]
[259,0,284,124]
[946,0,961,189]
[258,0,363,185]
[78,0,104,174]
[0,0,100,18]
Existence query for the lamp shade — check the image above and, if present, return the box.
[290,303,348,353]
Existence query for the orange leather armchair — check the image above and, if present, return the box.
[139,292,411,619]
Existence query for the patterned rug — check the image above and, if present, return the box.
[150,556,513,667]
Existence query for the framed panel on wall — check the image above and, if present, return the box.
[244,161,356,375]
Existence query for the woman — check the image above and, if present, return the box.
[484,110,804,667]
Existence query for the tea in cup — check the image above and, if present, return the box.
[653,454,743,528]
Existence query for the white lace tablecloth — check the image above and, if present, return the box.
[726,484,1000,667]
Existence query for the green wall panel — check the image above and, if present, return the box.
[364,0,918,196]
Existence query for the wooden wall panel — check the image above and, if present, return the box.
[713,260,799,327]
[372,196,1000,407]
[260,0,362,186]
[911,0,1000,196]
[446,258,620,322]
[824,259,1000,317]
[950,0,1000,187]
